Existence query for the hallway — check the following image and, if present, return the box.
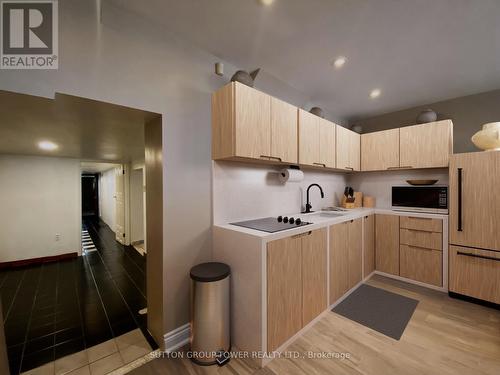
[0,217,154,374]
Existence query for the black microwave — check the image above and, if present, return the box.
[392,186,448,214]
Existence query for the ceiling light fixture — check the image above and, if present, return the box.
[258,0,274,5]
[332,56,347,69]
[369,89,381,99]
[38,140,59,151]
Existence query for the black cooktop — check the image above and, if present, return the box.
[230,216,311,233]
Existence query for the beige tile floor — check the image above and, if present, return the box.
[21,329,152,375]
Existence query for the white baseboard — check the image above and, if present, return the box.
[163,323,190,352]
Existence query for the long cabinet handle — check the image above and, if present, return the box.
[457,168,463,232]
[260,155,282,161]
[387,166,413,170]
[313,162,326,167]
[457,251,500,263]
[292,231,312,239]
[405,245,435,252]
[344,167,354,171]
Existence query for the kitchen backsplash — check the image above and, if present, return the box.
[212,161,348,224]
[347,168,449,208]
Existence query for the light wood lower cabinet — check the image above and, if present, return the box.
[330,219,362,304]
[348,219,363,289]
[363,215,375,277]
[400,229,442,251]
[329,222,349,304]
[267,235,302,352]
[400,216,442,233]
[400,245,442,286]
[267,228,327,351]
[375,214,400,275]
[302,228,327,326]
[449,245,500,304]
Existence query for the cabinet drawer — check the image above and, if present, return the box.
[400,216,442,233]
[449,245,500,304]
[400,229,442,251]
[400,245,442,286]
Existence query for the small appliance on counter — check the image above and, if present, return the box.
[230,216,312,233]
[392,185,448,214]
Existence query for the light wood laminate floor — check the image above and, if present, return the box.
[129,275,500,375]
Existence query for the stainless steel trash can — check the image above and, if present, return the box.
[190,262,231,366]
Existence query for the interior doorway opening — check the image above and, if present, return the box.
[0,89,163,374]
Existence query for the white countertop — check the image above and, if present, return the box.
[214,208,449,242]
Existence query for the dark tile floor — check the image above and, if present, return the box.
[0,217,155,374]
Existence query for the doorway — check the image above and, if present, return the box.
[0,90,163,374]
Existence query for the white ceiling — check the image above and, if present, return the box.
[0,90,159,162]
[110,0,500,121]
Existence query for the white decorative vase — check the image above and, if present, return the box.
[471,122,500,151]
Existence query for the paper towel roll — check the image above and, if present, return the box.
[279,168,304,183]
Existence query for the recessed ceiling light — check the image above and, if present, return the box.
[38,140,58,151]
[258,0,274,5]
[369,89,381,99]
[332,56,347,69]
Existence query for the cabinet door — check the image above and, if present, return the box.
[399,120,453,168]
[375,214,400,275]
[329,223,349,304]
[271,97,298,163]
[318,119,336,168]
[449,152,500,251]
[298,109,320,166]
[400,245,442,287]
[363,215,375,277]
[267,236,302,351]
[301,229,327,325]
[361,129,400,171]
[336,126,360,171]
[449,245,500,304]
[234,82,271,159]
[348,219,363,289]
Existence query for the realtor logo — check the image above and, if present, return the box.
[1,0,58,69]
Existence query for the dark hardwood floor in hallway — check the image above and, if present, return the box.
[0,217,154,374]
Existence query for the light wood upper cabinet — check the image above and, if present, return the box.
[361,129,400,171]
[212,82,298,163]
[399,120,453,168]
[271,97,298,164]
[234,82,271,159]
[301,229,327,326]
[318,118,336,168]
[375,214,400,275]
[336,126,360,171]
[449,152,500,251]
[299,110,336,168]
[363,215,375,278]
[267,235,302,352]
[298,109,320,166]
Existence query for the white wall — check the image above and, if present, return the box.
[130,168,144,243]
[99,168,116,232]
[347,169,449,208]
[0,155,81,262]
[213,162,348,224]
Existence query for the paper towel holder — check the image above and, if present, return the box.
[280,165,301,178]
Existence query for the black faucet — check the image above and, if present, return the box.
[303,183,324,213]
